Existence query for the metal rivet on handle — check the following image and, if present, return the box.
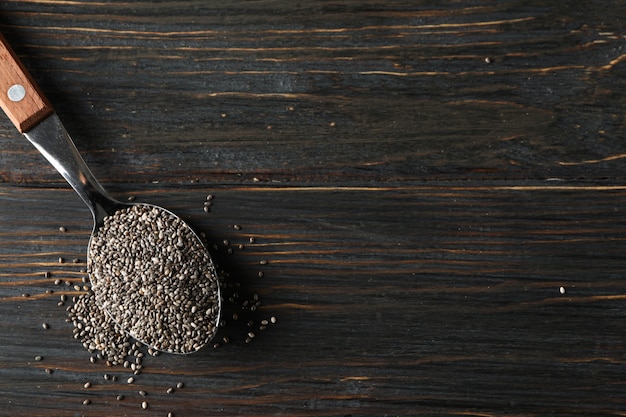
[7,84,26,102]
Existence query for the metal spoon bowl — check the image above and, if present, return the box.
[0,34,221,354]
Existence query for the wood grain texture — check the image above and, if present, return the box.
[0,1,626,416]
[0,0,625,184]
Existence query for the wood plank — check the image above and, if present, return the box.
[0,1,624,183]
[0,184,624,415]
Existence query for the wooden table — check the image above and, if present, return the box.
[1,1,626,416]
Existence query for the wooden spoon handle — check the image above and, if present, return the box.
[0,33,53,133]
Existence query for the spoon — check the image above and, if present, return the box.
[0,34,221,354]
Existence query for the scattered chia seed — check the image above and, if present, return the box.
[83,399,91,405]
[88,204,220,354]
[42,322,49,330]
[44,368,53,374]
[42,194,274,416]
[58,257,64,264]
[59,226,66,233]
[34,355,43,361]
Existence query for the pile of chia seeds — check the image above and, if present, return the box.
[87,204,220,354]
[35,193,276,412]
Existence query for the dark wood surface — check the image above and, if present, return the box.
[1,1,626,416]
